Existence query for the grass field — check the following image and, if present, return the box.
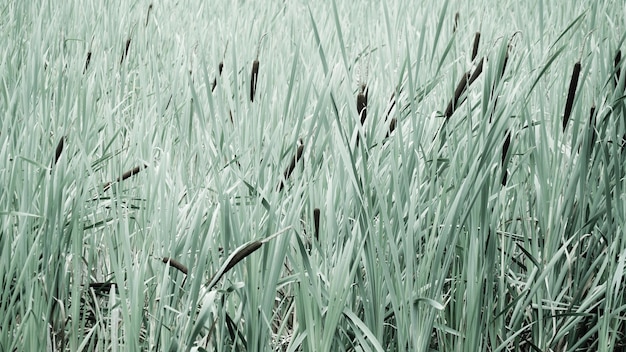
[1,0,625,350]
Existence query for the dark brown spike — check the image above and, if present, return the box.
[471,32,480,61]
[53,136,65,166]
[453,12,460,33]
[501,130,511,186]
[444,72,470,119]
[313,208,320,241]
[386,118,397,138]
[212,61,224,92]
[588,105,596,151]
[145,4,153,27]
[207,241,263,290]
[562,61,581,131]
[278,143,304,191]
[250,60,259,102]
[468,57,484,85]
[83,51,91,73]
[103,163,148,192]
[614,50,622,88]
[162,257,188,275]
[120,38,131,65]
[357,88,368,125]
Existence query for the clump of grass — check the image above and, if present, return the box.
[103,163,148,192]
[562,60,581,131]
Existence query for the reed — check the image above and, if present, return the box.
[562,61,581,131]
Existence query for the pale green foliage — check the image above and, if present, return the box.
[1,0,625,351]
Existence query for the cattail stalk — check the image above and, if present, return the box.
[562,61,581,131]
[162,257,188,275]
[453,12,460,33]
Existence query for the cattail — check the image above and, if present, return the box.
[588,105,596,152]
[453,12,460,33]
[278,143,304,191]
[53,136,65,166]
[444,57,483,119]
[471,32,480,61]
[212,61,224,92]
[501,130,511,186]
[207,240,263,290]
[355,84,368,146]
[357,84,368,125]
[120,38,131,65]
[83,51,91,73]
[445,72,469,119]
[145,4,153,27]
[562,61,581,131]
[614,50,622,89]
[162,257,188,275]
[386,118,397,138]
[313,208,320,241]
[103,163,148,192]
[468,57,484,85]
[250,60,259,102]
[384,91,396,122]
